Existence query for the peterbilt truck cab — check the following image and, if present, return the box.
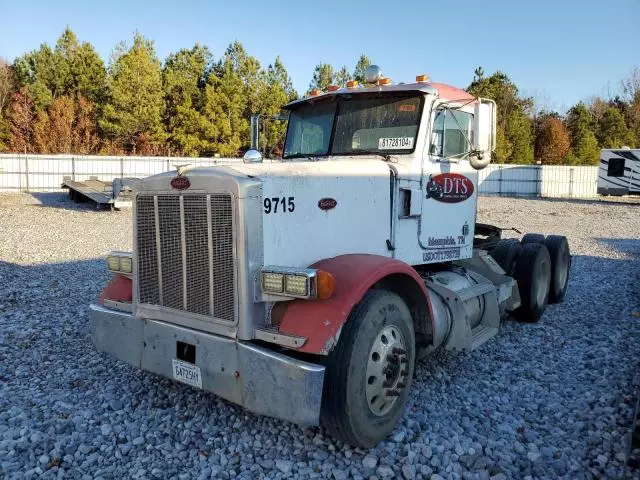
[91,66,571,448]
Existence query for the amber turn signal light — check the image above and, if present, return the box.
[316,270,336,300]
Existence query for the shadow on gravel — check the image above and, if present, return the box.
[28,192,116,212]
[596,237,640,256]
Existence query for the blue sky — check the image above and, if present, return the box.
[0,0,637,112]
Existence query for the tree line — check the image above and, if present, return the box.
[0,28,638,164]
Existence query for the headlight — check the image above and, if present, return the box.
[106,252,133,274]
[119,257,132,274]
[262,272,284,294]
[261,267,316,299]
[261,267,335,300]
[107,256,120,271]
[284,275,308,296]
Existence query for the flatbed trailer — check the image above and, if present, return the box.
[61,176,136,209]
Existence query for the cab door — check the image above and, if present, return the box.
[418,106,478,263]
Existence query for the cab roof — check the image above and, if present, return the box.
[283,81,476,109]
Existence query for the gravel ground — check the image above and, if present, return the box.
[1,192,639,480]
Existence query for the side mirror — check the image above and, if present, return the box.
[471,99,496,169]
[243,149,263,164]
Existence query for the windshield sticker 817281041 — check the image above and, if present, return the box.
[378,137,414,150]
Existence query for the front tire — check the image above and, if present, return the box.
[321,290,415,448]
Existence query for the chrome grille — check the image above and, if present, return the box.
[136,193,236,322]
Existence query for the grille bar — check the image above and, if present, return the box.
[136,193,236,323]
[153,196,164,305]
[180,196,188,310]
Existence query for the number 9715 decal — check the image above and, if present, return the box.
[264,197,295,214]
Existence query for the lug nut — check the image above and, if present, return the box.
[392,347,406,355]
[385,390,401,397]
[386,354,399,363]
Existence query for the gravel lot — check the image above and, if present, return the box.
[1,192,639,480]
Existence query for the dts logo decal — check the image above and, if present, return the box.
[426,173,474,203]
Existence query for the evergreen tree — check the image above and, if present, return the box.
[259,57,297,155]
[204,56,248,156]
[353,55,371,84]
[308,63,334,92]
[100,33,165,153]
[163,45,214,155]
[597,106,633,148]
[335,66,350,87]
[468,69,534,163]
[566,103,600,164]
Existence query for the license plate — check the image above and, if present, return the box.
[172,359,202,389]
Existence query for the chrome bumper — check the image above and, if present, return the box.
[89,304,325,426]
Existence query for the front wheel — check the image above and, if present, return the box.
[321,290,415,448]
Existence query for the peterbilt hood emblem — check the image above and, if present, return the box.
[170,176,191,190]
[318,198,337,210]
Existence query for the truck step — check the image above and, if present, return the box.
[470,325,499,350]
[457,282,495,302]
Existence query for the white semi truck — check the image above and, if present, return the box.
[91,66,571,448]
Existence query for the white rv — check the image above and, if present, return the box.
[598,148,640,195]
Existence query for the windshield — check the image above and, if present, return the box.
[283,93,424,159]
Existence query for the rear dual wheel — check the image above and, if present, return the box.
[513,243,552,322]
[321,290,415,448]
[513,232,571,321]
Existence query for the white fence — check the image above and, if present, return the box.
[0,154,599,198]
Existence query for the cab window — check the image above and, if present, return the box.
[431,109,474,159]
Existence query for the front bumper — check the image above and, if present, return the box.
[89,304,325,426]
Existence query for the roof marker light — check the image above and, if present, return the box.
[327,85,340,92]
[346,80,359,88]
[309,89,322,97]
[416,74,430,83]
[379,77,392,86]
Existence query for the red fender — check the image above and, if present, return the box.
[99,274,132,304]
[277,254,431,354]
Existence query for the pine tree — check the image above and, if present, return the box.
[204,56,248,156]
[597,106,633,148]
[335,66,350,87]
[566,103,600,164]
[100,33,165,153]
[468,70,534,163]
[308,63,334,92]
[353,55,371,84]
[163,45,213,155]
[259,57,296,155]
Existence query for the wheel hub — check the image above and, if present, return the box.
[365,325,409,416]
